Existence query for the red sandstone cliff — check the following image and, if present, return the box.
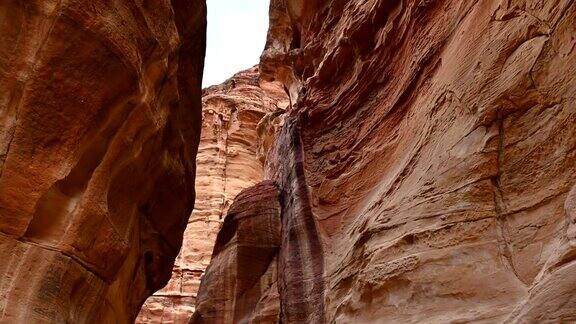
[0,1,206,322]
[193,0,576,323]
[137,67,288,323]
[3,0,573,322]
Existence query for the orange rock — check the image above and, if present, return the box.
[0,1,206,322]
[137,67,288,323]
[263,0,576,322]
[191,180,282,324]
[196,0,576,323]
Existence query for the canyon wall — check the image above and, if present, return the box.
[137,67,289,323]
[0,1,206,322]
[191,180,282,324]
[194,0,576,323]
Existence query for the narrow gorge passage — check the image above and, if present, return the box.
[1,0,575,323]
[175,0,576,322]
[137,1,288,322]
[138,67,289,323]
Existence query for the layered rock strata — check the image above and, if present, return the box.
[137,67,289,323]
[194,0,576,323]
[0,1,206,322]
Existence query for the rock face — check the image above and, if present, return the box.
[0,1,206,322]
[137,67,289,323]
[194,0,576,323]
[190,180,282,324]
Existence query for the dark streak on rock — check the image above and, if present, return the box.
[276,114,326,323]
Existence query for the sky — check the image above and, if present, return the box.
[202,0,270,87]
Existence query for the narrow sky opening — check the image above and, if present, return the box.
[203,0,270,88]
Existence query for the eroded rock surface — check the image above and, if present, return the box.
[137,67,289,323]
[195,0,576,323]
[0,1,206,322]
[190,180,281,324]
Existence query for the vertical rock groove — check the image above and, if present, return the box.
[273,115,326,323]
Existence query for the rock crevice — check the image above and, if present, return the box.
[137,67,289,323]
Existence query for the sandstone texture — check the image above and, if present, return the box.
[191,180,281,324]
[0,1,206,322]
[137,67,289,323]
[194,0,576,323]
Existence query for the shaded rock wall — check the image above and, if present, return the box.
[194,0,576,323]
[267,116,326,323]
[137,67,289,323]
[190,180,282,324]
[0,1,206,322]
